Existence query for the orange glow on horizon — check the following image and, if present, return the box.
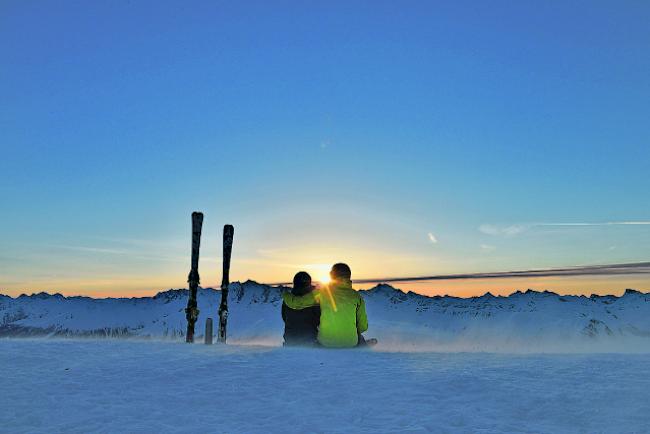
[2,249,649,299]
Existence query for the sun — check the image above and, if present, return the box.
[319,273,331,285]
[306,263,331,285]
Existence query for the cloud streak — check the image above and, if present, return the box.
[480,221,650,236]
[479,224,527,236]
[48,244,184,263]
[427,232,438,244]
[538,221,650,227]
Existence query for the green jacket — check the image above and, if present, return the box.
[282,281,368,348]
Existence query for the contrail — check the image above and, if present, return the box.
[266,261,650,286]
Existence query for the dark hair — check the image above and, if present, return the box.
[292,271,313,296]
[330,263,351,281]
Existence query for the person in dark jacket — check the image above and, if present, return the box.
[282,271,320,346]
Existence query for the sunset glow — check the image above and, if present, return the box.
[318,274,331,285]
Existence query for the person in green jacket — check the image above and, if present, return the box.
[282,263,369,348]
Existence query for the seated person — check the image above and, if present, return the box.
[282,271,320,346]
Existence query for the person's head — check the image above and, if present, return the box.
[329,263,352,283]
[292,271,313,296]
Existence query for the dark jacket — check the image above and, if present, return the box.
[282,287,320,346]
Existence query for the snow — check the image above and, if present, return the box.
[2,283,649,431]
[1,339,650,433]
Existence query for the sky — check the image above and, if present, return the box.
[1,1,649,298]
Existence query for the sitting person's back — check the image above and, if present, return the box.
[282,263,368,348]
[282,271,320,346]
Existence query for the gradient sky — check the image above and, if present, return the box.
[1,1,649,298]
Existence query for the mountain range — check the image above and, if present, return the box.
[2,282,649,351]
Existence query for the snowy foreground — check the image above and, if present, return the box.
[3,283,650,432]
[1,339,649,434]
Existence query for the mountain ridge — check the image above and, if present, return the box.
[1,281,649,351]
[2,280,648,301]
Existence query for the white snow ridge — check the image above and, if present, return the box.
[2,281,650,352]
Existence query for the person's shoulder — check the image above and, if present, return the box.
[342,285,363,300]
[348,287,365,302]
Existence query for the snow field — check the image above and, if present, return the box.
[1,339,649,433]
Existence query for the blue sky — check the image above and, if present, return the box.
[1,1,649,296]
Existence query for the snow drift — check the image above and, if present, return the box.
[2,282,649,352]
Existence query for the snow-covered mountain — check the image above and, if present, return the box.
[2,282,650,352]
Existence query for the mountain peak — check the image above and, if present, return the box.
[365,284,401,295]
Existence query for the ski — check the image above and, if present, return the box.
[218,224,234,343]
[185,211,204,343]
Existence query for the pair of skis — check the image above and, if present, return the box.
[185,212,234,344]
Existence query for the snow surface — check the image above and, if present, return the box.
[2,282,650,352]
[1,339,649,433]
